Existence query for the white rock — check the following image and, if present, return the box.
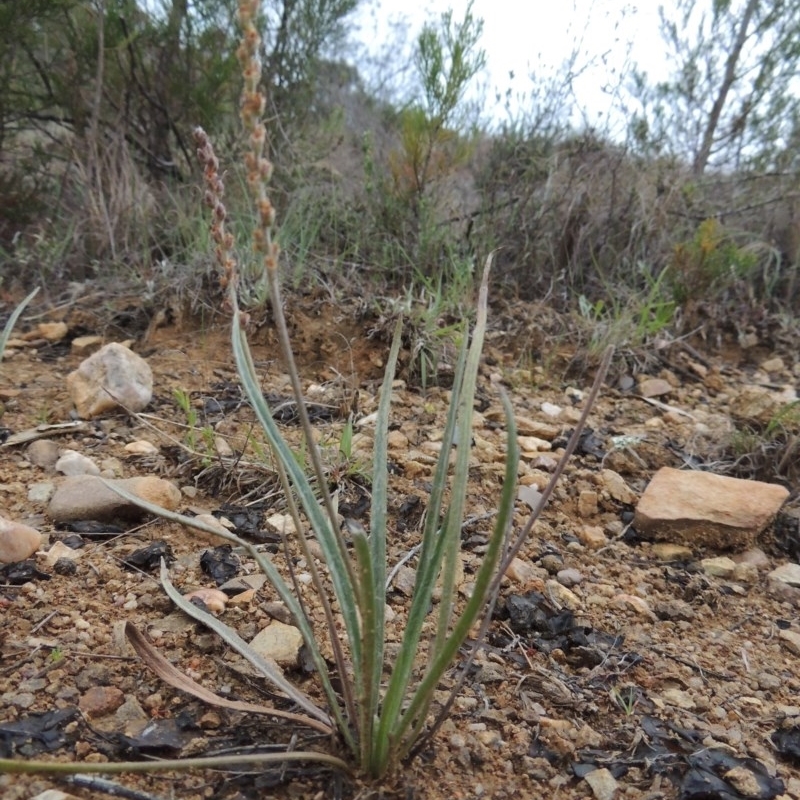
[541,402,562,417]
[731,562,759,584]
[557,568,583,587]
[514,416,560,439]
[71,335,104,356]
[661,687,696,709]
[214,436,234,458]
[505,557,542,585]
[768,563,800,587]
[55,449,101,477]
[387,429,409,449]
[639,378,672,398]
[35,322,69,343]
[189,513,233,544]
[124,440,159,456]
[779,630,800,656]
[599,469,638,505]
[546,579,581,610]
[584,767,618,800]
[30,791,82,800]
[517,484,543,511]
[701,556,736,578]
[518,435,552,453]
[761,356,785,373]
[652,543,694,562]
[733,547,771,571]
[611,593,656,621]
[43,540,83,567]
[0,517,42,564]
[578,490,599,518]
[28,482,55,503]
[730,384,798,427]
[267,513,297,535]
[66,342,153,419]
[579,525,608,549]
[249,621,303,667]
[99,459,124,478]
[393,566,417,596]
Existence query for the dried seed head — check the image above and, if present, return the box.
[250,123,266,148]
[232,0,283,286]
[244,26,260,49]
[258,158,273,181]
[193,124,239,300]
[257,198,274,227]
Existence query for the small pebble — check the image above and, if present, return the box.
[183,588,229,615]
[556,568,583,587]
[55,450,101,477]
[27,440,60,468]
[540,554,563,574]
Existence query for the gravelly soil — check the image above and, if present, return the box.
[1,292,799,800]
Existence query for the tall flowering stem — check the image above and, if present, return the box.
[193,127,237,296]
[237,0,279,275]
[231,0,362,739]
[231,0,350,571]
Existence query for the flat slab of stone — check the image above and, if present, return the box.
[48,475,181,523]
[634,467,789,551]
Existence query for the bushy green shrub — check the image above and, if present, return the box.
[669,217,758,304]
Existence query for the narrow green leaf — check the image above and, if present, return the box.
[350,524,379,768]
[272,449,359,732]
[339,417,354,460]
[264,266,356,588]
[433,263,490,654]
[0,287,39,361]
[372,333,467,771]
[363,315,404,751]
[231,317,364,679]
[394,388,519,758]
[373,253,494,772]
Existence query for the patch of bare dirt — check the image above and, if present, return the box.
[1,292,799,800]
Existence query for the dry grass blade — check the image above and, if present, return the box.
[124,623,332,734]
[95,480,336,730]
[157,558,333,728]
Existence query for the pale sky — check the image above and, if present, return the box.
[352,1,672,132]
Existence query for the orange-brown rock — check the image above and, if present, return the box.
[634,467,789,550]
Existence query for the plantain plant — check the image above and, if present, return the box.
[0,0,611,785]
